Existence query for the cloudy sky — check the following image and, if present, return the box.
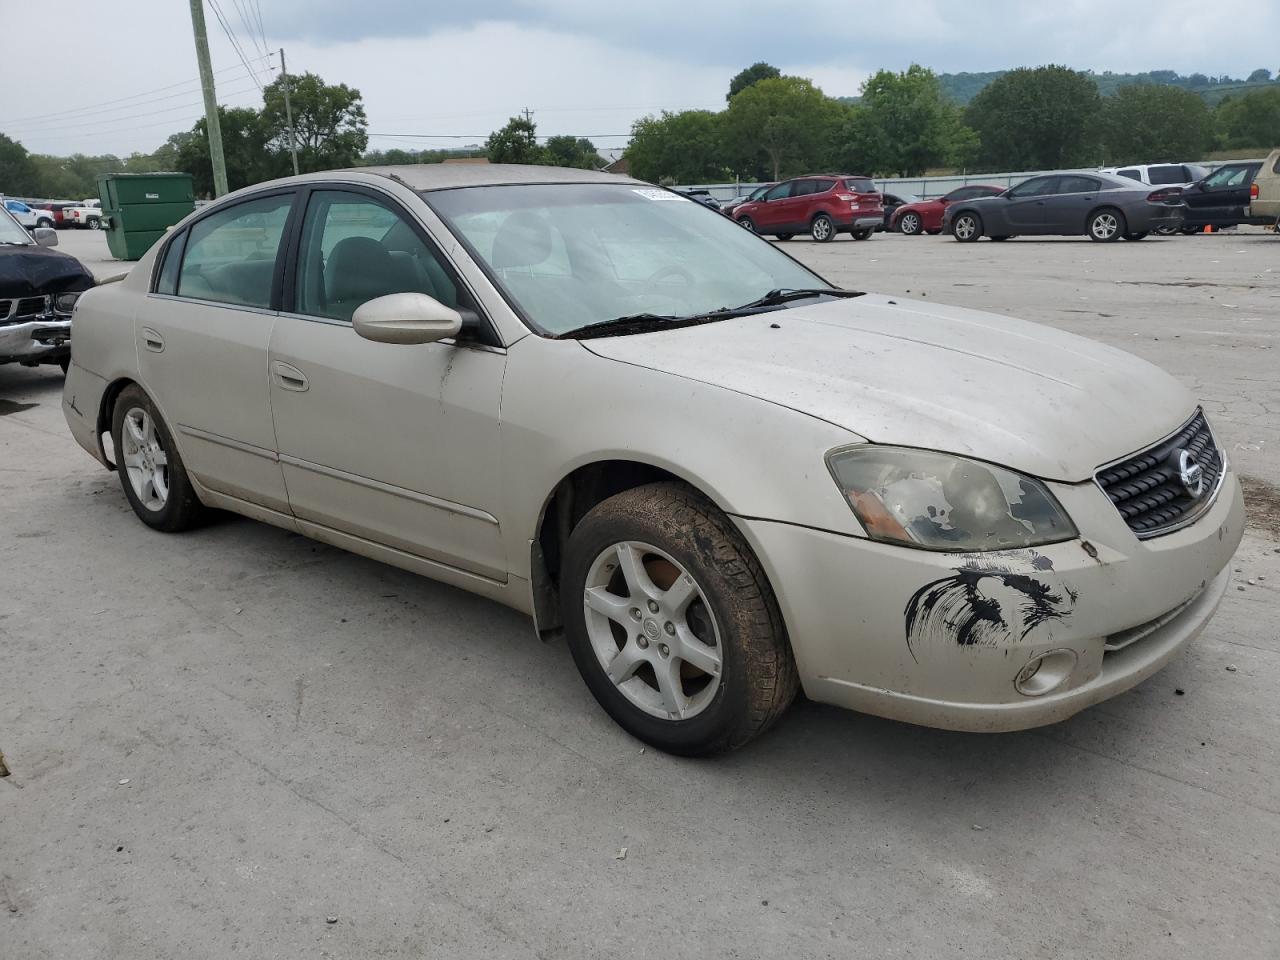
[3,0,1278,158]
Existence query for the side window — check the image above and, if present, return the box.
[791,180,818,197]
[295,190,465,323]
[1148,165,1185,185]
[1008,177,1053,198]
[155,230,186,295]
[1057,175,1100,194]
[809,178,836,194]
[764,182,794,201]
[177,193,293,308]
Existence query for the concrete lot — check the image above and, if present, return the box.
[2,228,1279,959]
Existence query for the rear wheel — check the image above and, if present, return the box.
[775,233,793,241]
[851,228,873,241]
[1155,224,1180,236]
[898,211,923,235]
[810,214,835,242]
[952,211,981,242]
[111,385,205,532]
[88,217,101,230]
[990,235,1010,241]
[1088,208,1125,242]
[1124,231,1148,241]
[561,482,798,755]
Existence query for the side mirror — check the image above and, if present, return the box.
[352,292,463,345]
[33,227,58,247]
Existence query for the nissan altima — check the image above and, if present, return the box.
[63,164,1242,755]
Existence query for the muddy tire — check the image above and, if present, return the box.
[111,384,205,532]
[560,482,798,755]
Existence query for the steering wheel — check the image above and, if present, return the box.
[646,264,696,286]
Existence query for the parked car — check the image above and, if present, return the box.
[65,200,104,229]
[720,183,774,218]
[1100,163,1209,188]
[1168,162,1272,234]
[0,205,93,371]
[943,172,1186,242]
[878,191,919,231]
[733,175,884,242]
[4,199,55,230]
[891,185,1005,235]
[35,201,88,229]
[679,189,721,211]
[1247,148,1280,224]
[64,164,1242,755]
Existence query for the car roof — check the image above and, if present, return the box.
[351,163,640,191]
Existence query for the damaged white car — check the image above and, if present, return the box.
[62,165,1244,755]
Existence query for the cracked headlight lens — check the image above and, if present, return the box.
[827,445,1077,551]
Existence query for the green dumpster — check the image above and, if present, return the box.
[96,172,195,261]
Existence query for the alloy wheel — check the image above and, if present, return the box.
[1091,212,1119,240]
[120,406,170,511]
[811,216,833,241]
[901,213,920,234]
[954,215,977,240]
[582,540,723,721]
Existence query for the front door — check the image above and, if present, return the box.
[135,190,295,512]
[1001,176,1057,233]
[268,187,508,580]
[755,181,798,231]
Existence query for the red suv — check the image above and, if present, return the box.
[732,175,884,242]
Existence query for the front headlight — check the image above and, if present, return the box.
[826,445,1077,551]
[54,291,81,315]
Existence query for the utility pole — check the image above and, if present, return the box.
[280,48,300,176]
[187,0,228,197]
[521,107,533,123]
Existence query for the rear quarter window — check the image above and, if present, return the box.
[843,178,876,194]
[1116,169,1142,181]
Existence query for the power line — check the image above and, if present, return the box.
[207,0,266,91]
[18,90,264,144]
[10,83,263,135]
[0,55,271,126]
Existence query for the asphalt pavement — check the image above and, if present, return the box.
[2,227,1278,959]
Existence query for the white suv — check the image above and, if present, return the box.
[1100,163,1209,189]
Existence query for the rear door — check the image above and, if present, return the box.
[1043,175,1102,233]
[136,190,295,513]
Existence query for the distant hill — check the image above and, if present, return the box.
[936,69,1280,105]
[837,69,1280,106]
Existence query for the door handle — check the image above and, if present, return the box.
[273,360,309,392]
[142,327,164,353]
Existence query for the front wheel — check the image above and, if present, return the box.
[111,385,205,532]
[37,218,54,229]
[951,212,981,242]
[737,217,756,233]
[810,214,835,242]
[851,228,873,241]
[1124,231,1148,241]
[561,482,798,755]
[898,211,923,235]
[775,233,793,241]
[1088,208,1125,242]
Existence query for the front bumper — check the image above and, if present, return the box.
[0,315,72,363]
[735,462,1244,732]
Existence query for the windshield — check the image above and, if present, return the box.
[425,183,827,336]
[0,208,33,245]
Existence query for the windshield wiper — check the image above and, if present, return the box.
[728,287,865,311]
[554,312,689,340]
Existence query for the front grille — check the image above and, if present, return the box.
[14,296,46,318]
[1096,409,1222,538]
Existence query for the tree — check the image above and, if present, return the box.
[721,76,846,180]
[175,107,270,196]
[260,72,368,175]
[544,135,600,170]
[727,62,781,102]
[0,133,41,195]
[835,65,975,176]
[1100,84,1213,164]
[966,66,1102,171]
[1247,68,1273,83]
[1215,88,1280,149]
[624,110,727,183]
[486,116,547,164]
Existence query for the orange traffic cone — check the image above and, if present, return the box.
[1202,224,1213,234]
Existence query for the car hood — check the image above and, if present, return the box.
[581,294,1196,483]
[0,245,95,297]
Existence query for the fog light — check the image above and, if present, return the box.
[1014,649,1078,697]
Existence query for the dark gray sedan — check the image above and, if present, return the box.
[942,171,1185,242]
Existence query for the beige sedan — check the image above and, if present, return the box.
[63,164,1243,754]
